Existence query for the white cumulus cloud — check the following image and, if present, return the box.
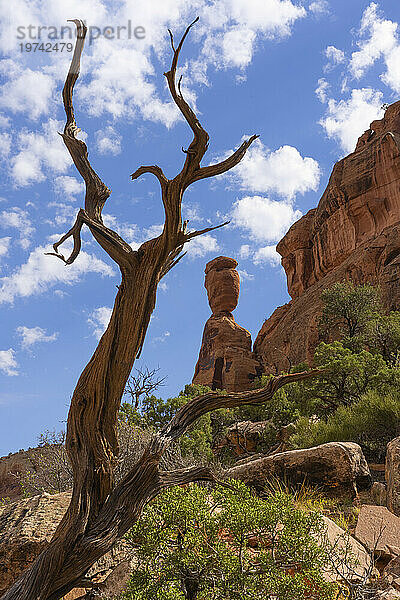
[12,119,72,186]
[315,78,330,103]
[226,139,320,201]
[237,268,254,281]
[0,207,35,249]
[350,2,400,92]
[46,202,77,227]
[0,62,56,120]
[319,88,384,154]
[95,125,122,155]
[16,326,58,349]
[253,245,281,266]
[0,132,11,158]
[239,244,251,259]
[185,234,220,259]
[88,306,113,340]
[0,236,11,259]
[325,46,345,66]
[309,1,330,16]
[231,195,302,244]
[0,349,18,376]
[0,244,115,304]
[53,176,85,201]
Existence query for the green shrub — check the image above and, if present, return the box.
[122,481,337,600]
[282,341,400,418]
[289,389,400,462]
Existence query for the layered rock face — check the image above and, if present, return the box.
[193,256,261,391]
[255,101,400,371]
[0,492,133,598]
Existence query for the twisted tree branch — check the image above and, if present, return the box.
[50,19,135,269]
[130,165,168,191]
[164,18,209,181]
[159,465,215,488]
[160,369,322,442]
[1,18,279,600]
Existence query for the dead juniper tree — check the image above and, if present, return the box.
[1,19,320,600]
[124,366,166,410]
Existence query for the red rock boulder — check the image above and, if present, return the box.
[225,441,372,496]
[205,256,240,314]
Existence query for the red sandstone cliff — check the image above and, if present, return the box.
[254,100,400,372]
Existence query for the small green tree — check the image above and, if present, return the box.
[123,481,336,600]
[319,281,381,347]
[286,341,397,415]
[365,311,400,366]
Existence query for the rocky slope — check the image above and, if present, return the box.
[255,101,400,372]
[0,492,132,598]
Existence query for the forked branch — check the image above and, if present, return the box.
[162,18,258,197]
[189,134,260,185]
[45,209,85,264]
[164,17,209,180]
[50,19,134,269]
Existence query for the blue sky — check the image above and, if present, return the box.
[0,0,399,456]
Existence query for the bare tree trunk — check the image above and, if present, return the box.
[1,19,321,600]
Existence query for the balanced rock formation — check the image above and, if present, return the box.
[0,492,133,598]
[255,101,400,372]
[225,441,371,496]
[193,256,261,391]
